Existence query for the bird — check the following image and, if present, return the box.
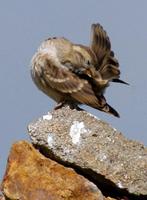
[31,23,127,117]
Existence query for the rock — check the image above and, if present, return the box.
[0,196,5,200]
[28,106,147,197]
[0,194,5,200]
[0,185,5,200]
[1,141,105,200]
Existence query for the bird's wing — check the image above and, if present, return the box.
[41,58,105,106]
[90,23,111,63]
[42,59,85,93]
[42,59,119,117]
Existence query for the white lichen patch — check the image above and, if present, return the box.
[117,181,124,188]
[47,134,54,147]
[43,112,52,120]
[69,121,88,144]
[113,127,117,132]
[99,153,107,161]
[87,112,100,120]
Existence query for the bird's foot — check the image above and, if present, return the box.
[54,102,65,110]
[54,101,83,111]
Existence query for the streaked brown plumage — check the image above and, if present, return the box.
[31,23,127,117]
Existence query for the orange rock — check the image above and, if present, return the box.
[1,141,103,200]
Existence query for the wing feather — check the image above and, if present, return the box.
[42,59,85,93]
[90,23,111,63]
[41,57,107,109]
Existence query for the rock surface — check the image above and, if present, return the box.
[1,141,105,200]
[28,106,147,197]
[0,193,5,200]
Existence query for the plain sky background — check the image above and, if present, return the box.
[0,0,147,180]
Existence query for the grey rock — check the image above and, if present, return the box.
[28,106,147,196]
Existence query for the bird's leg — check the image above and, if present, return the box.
[69,103,84,111]
[54,100,84,111]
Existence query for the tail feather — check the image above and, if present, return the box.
[112,78,129,85]
[93,95,120,118]
[97,103,120,118]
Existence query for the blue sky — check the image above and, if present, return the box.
[0,0,147,179]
